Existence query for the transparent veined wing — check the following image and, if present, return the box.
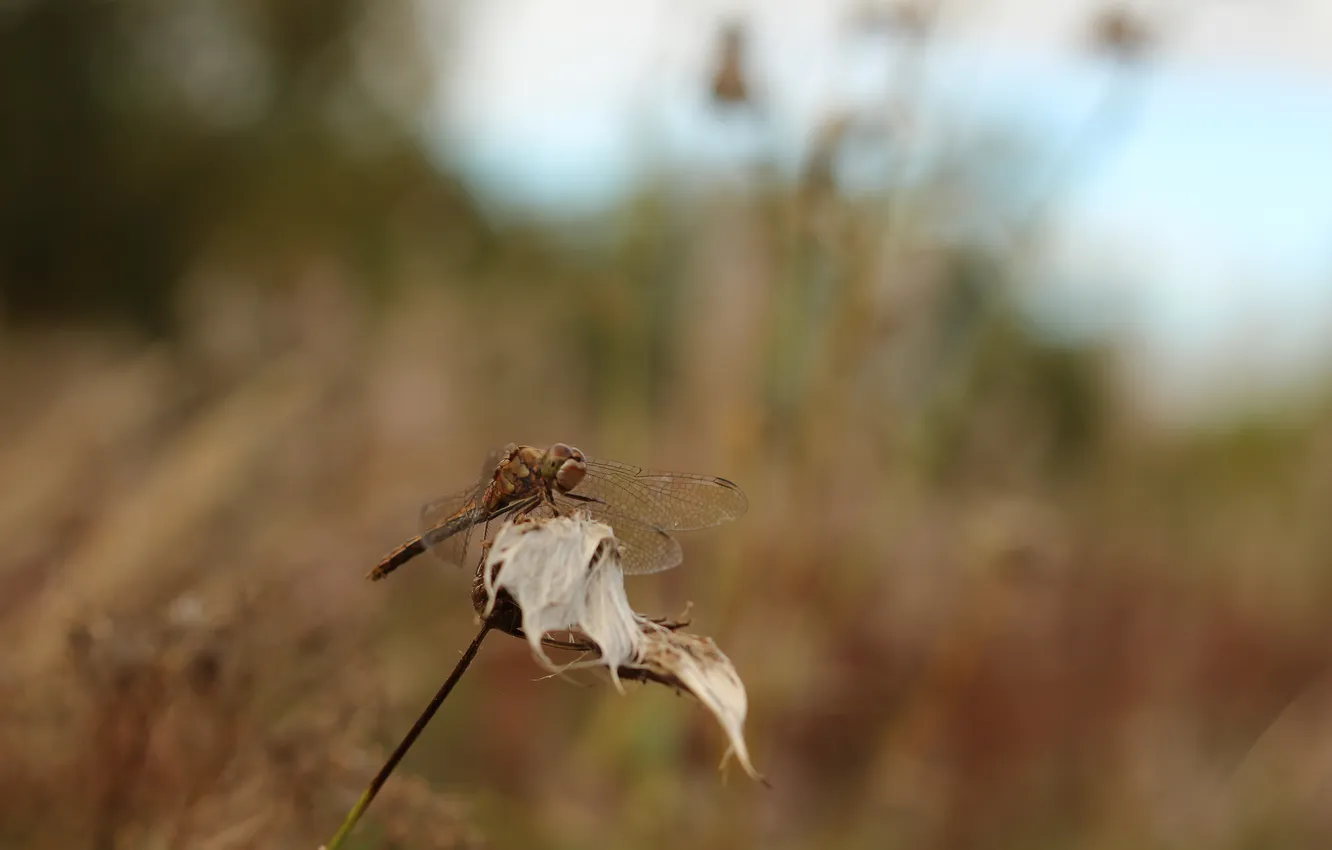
[417,482,490,568]
[416,445,515,569]
[552,493,685,575]
[575,458,748,532]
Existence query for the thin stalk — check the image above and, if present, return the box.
[324,618,494,850]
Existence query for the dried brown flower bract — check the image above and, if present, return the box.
[477,515,765,783]
[1089,5,1153,61]
[710,21,751,107]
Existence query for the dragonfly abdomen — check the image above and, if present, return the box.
[367,536,426,581]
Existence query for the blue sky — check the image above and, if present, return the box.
[426,1,1332,417]
[961,48,1332,412]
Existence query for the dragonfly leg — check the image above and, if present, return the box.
[560,492,605,506]
[510,493,542,520]
[553,491,608,521]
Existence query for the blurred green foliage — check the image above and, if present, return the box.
[0,0,487,330]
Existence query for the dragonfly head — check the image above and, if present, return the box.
[543,443,587,492]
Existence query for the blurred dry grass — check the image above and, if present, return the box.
[2,180,1332,850]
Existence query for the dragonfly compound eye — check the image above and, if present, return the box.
[555,451,586,492]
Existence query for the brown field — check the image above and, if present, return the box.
[3,193,1332,850]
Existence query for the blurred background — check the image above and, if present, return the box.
[3,0,1332,847]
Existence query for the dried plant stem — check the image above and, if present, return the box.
[324,618,494,850]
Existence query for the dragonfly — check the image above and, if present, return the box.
[368,443,748,580]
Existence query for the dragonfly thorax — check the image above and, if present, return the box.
[487,444,587,509]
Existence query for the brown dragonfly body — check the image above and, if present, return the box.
[369,443,747,580]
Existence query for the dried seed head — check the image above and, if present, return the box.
[478,515,764,782]
[710,21,751,107]
[1089,5,1153,60]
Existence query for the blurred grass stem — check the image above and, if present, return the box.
[324,618,494,850]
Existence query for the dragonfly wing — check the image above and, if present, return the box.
[577,458,749,532]
[614,517,684,575]
[559,496,684,575]
[418,477,491,568]
[415,446,518,568]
